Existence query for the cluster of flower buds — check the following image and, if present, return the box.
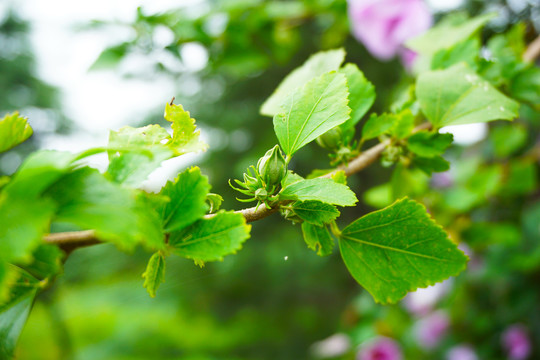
[230,145,288,209]
[316,127,358,166]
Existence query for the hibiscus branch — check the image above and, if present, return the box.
[45,124,428,251]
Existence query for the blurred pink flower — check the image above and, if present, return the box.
[347,0,432,64]
[402,279,453,316]
[414,311,450,349]
[446,344,478,360]
[357,337,403,360]
[502,325,531,360]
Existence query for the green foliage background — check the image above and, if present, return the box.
[1,0,539,359]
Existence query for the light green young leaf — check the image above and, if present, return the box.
[407,13,495,55]
[292,201,340,226]
[280,178,357,207]
[158,167,210,233]
[142,252,166,298]
[407,131,453,158]
[0,266,40,359]
[389,110,415,139]
[107,125,175,186]
[416,63,519,127]
[164,103,208,154]
[169,212,251,263]
[45,167,164,251]
[273,72,351,156]
[338,63,375,129]
[0,112,33,153]
[301,223,334,256]
[362,113,397,140]
[339,198,468,304]
[261,48,345,116]
[107,104,207,186]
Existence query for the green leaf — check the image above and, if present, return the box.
[206,193,223,214]
[413,156,450,175]
[273,72,351,156]
[169,212,251,263]
[389,110,415,139]
[416,63,519,127]
[45,167,164,251]
[407,131,453,158]
[3,151,77,198]
[0,266,40,359]
[431,38,480,70]
[339,198,468,304]
[509,66,540,105]
[158,167,210,233]
[22,244,64,280]
[164,103,208,154]
[0,196,56,263]
[407,13,495,55]
[0,112,33,153]
[338,63,375,129]
[89,42,130,70]
[279,178,357,206]
[261,48,345,116]
[107,104,208,186]
[107,125,174,186]
[301,223,334,256]
[490,124,527,158]
[281,171,304,188]
[292,201,340,226]
[142,252,166,298]
[362,113,397,141]
[363,183,393,208]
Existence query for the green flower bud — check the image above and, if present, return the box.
[257,145,287,189]
[316,127,343,150]
[254,188,268,201]
[243,171,260,191]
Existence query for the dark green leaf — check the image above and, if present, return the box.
[292,201,340,226]
[301,223,334,256]
[413,156,450,175]
[407,131,453,158]
[339,198,468,304]
[169,212,251,264]
[273,71,351,156]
